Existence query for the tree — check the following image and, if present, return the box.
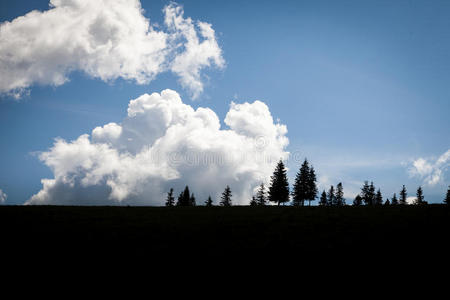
[319,190,327,206]
[353,195,363,206]
[165,188,175,207]
[361,181,370,205]
[415,186,424,205]
[307,166,318,206]
[249,196,258,206]
[256,183,267,206]
[335,182,345,206]
[327,185,335,206]
[177,186,192,206]
[399,185,407,205]
[205,196,213,207]
[268,160,290,206]
[391,193,398,205]
[220,185,232,206]
[444,186,450,205]
[190,193,196,206]
[292,159,309,206]
[384,199,390,206]
[375,189,383,205]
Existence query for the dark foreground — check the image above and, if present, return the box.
[1,205,449,261]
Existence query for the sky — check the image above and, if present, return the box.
[0,0,449,205]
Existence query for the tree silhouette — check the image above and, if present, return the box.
[190,193,196,206]
[292,159,318,206]
[335,182,345,206]
[327,185,335,206]
[205,196,213,207]
[165,188,175,207]
[177,186,193,206]
[220,185,232,206]
[256,183,267,206]
[391,193,398,205]
[444,186,450,205]
[307,165,318,206]
[319,190,327,206]
[268,160,290,206]
[384,199,390,205]
[361,181,375,205]
[375,189,383,205]
[415,186,424,205]
[399,185,407,205]
[353,195,362,206]
[250,196,258,206]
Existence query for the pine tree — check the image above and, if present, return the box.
[445,186,450,205]
[335,182,345,206]
[268,160,290,206]
[415,186,424,205]
[249,196,258,206]
[307,166,318,206]
[165,188,175,207]
[177,186,192,206]
[292,159,309,206]
[391,193,398,205]
[369,182,376,205]
[384,199,390,205]
[319,190,327,206]
[361,181,370,205]
[361,181,376,205]
[205,196,213,207]
[327,185,335,206]
[220,185,232,206]
[353,195,362,206]
[399,185,407,205]
[375,189,383,205]
[256,183,267,206]
[190,193,196,206]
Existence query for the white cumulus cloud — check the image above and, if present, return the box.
[0,0,224,99]
[27,89,289,205]
[408,149,450,186]
[0,189,7,203]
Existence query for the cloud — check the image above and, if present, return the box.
[409,149,450,186]
[27,89,289,205]
[0,189,7,203]
[0,1,224,99]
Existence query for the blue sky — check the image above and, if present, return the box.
[0,0,449,205]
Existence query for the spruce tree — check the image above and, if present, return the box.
[415,186,424,205]
[445,186,450,205]
[190,193,196,206]
[256,183,267,206]
[307,166,318,206]
[399,185,407,205]
[220,185,232,206]
[292,159,309,206]
[165,188,175,207]
[319,190,327,206]
[177,186,192,206]
[361,181,370,205]
[391,193,398,205]
[353,195,362,206]
[375,189,383,205]
[327,185,335,206]
[369,182,376,205]
[268,160,290,206]
[335,182,345,206]
[384,199,390,205]
[249,196,258,206]
[205,196,213,207]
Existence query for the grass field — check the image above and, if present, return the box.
[1,205,449,261]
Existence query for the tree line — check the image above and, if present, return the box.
[165,159,450,207]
